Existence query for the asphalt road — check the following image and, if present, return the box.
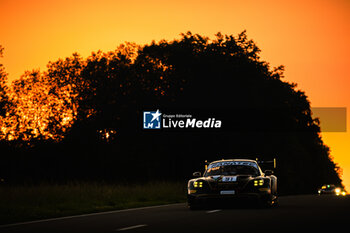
[1,195,349,233]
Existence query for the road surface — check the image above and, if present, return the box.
[1,195,349,233]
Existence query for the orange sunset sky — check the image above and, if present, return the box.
[0,0,349,190]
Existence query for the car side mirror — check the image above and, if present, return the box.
[264,170,274,176]
[193,172,201,177]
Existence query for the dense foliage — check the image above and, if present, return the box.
[0,32,342,194]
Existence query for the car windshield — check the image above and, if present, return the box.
[204,164,259,177]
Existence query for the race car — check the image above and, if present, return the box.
[318,184,346,196]
[187,159,278,209]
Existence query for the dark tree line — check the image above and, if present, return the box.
[0,32,342,194]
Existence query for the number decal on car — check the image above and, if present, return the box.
[221,176,237,182]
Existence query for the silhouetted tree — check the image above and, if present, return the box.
[129,31,342,193]
[0,33,342,193]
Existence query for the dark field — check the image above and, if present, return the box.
[0,182,187,225]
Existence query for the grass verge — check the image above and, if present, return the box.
[0,181,187,225]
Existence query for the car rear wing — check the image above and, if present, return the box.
[256,158,277,169]
[203,158,277,170]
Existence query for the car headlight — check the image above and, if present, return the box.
[193,181,203,188]
[253,179,264,186]
[335,188,341,195]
